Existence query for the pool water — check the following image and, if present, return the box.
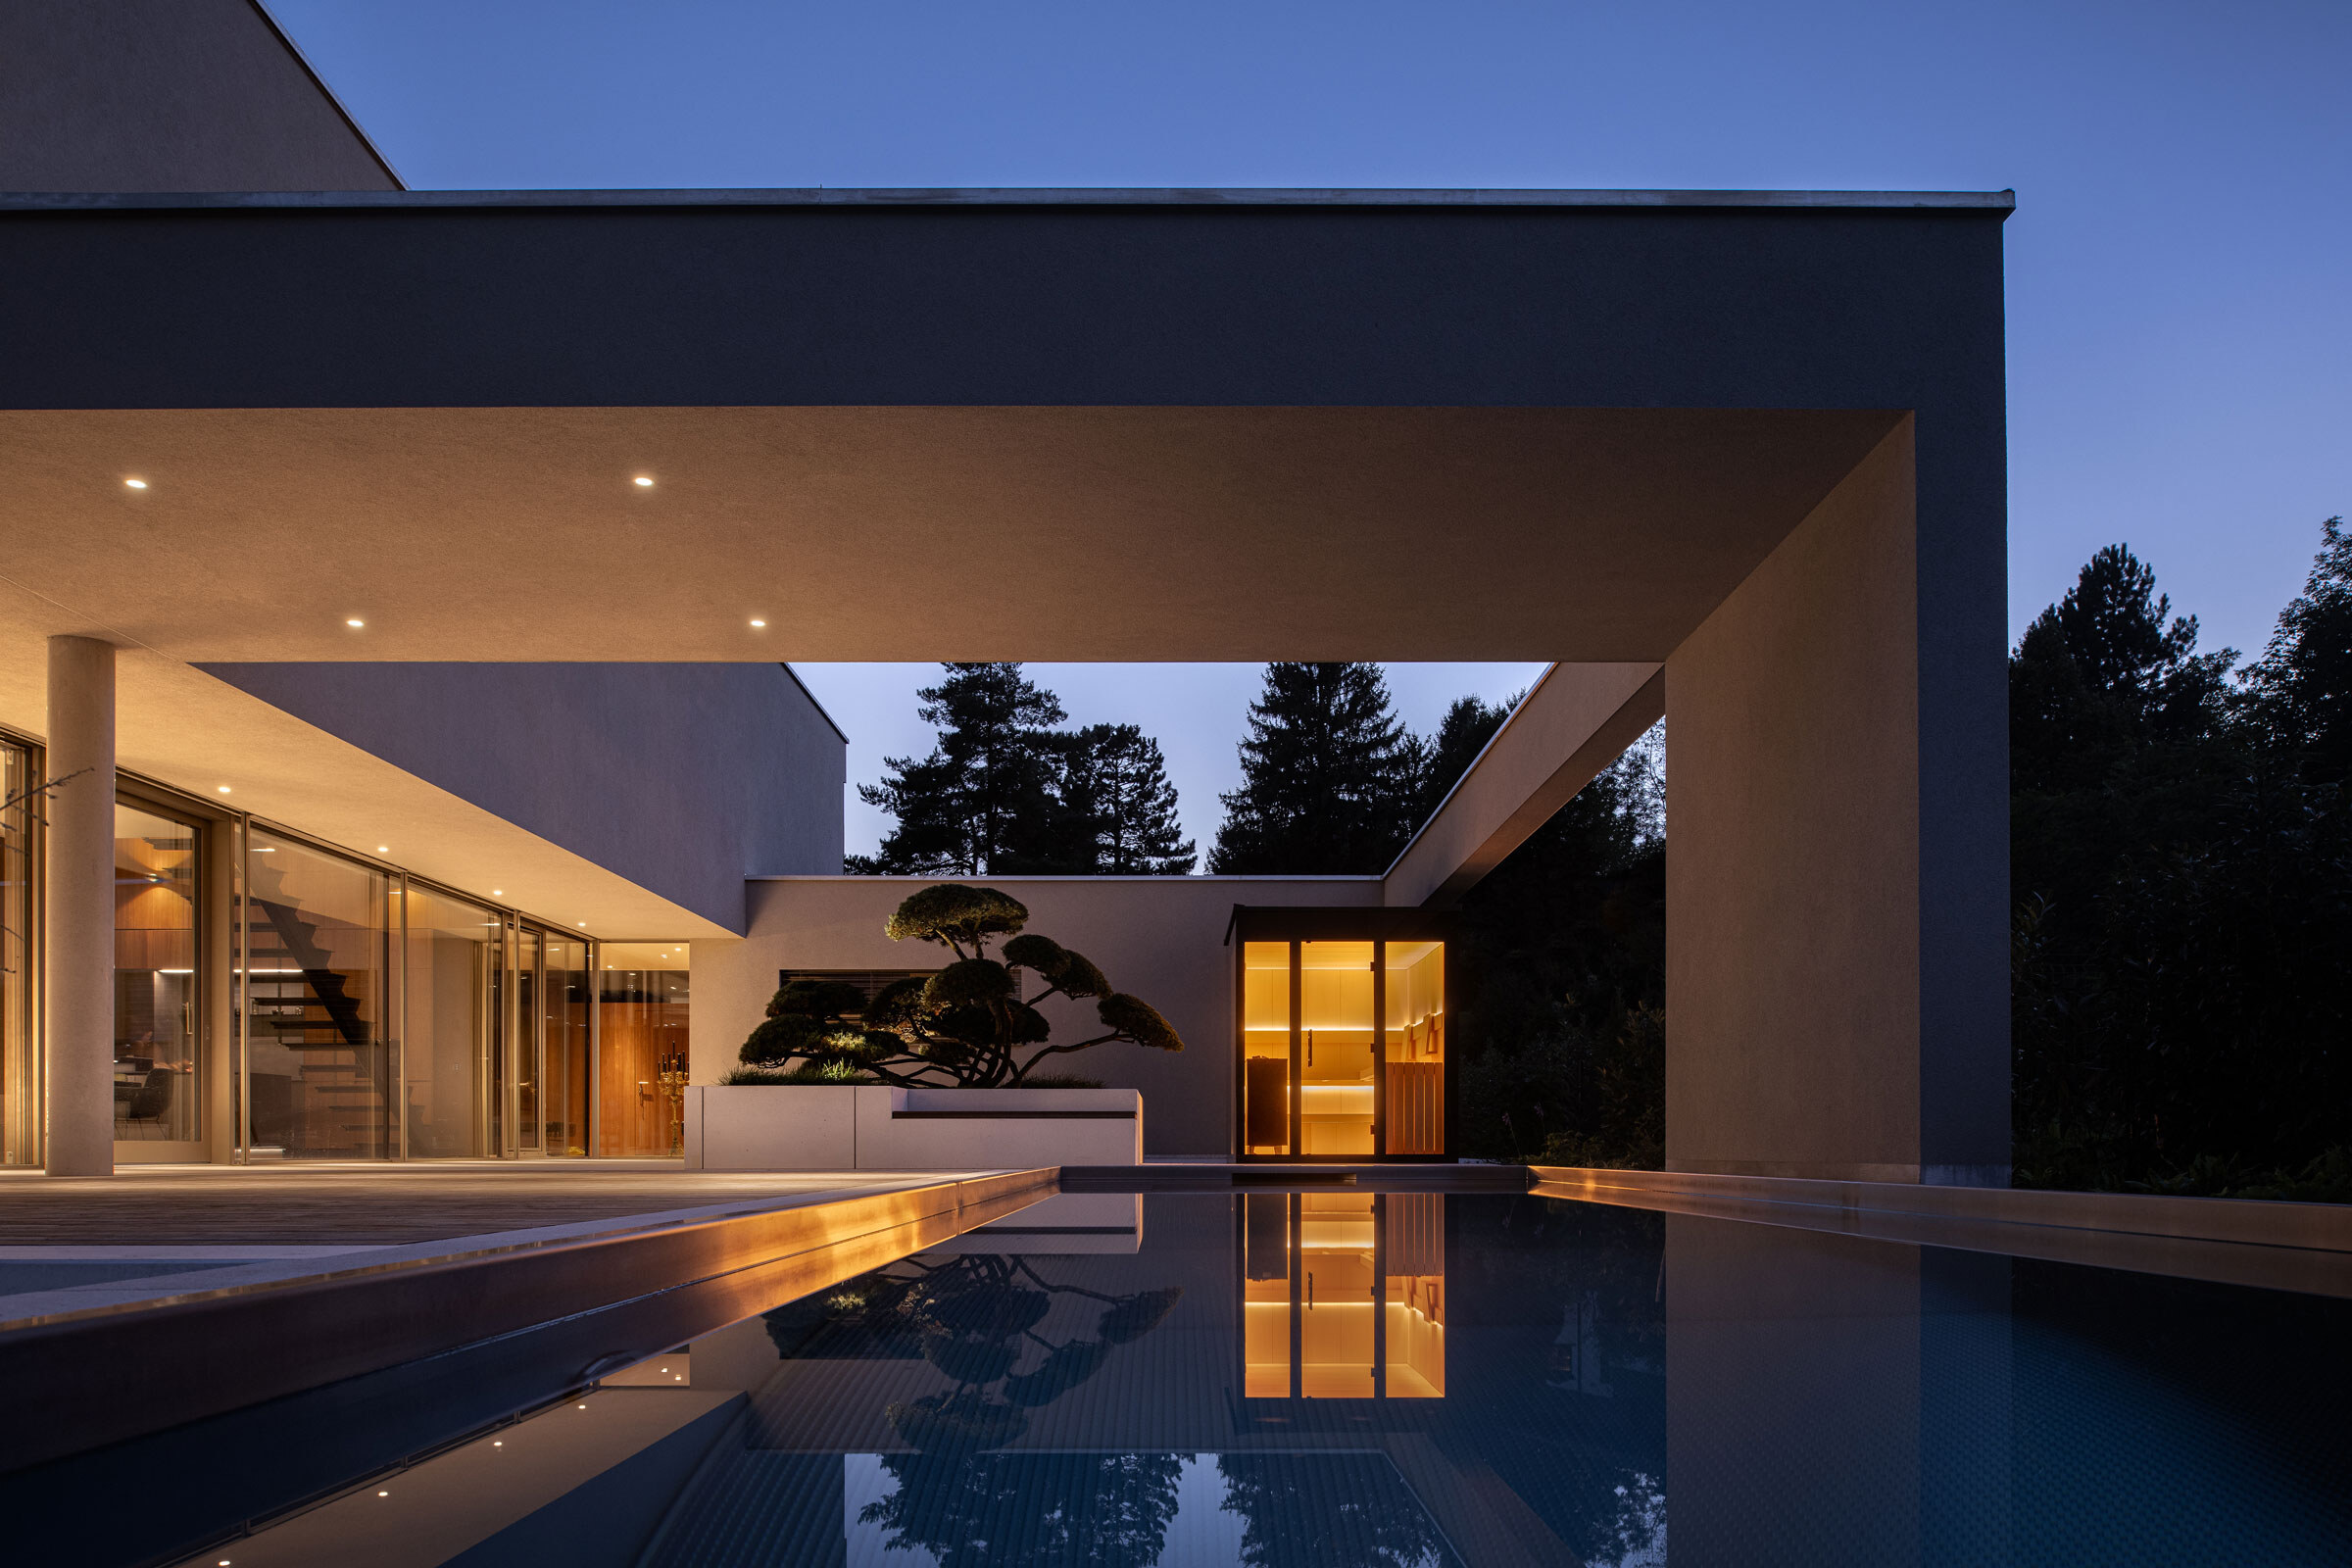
[54,1192,2352,1566]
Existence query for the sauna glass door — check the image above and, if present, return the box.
[1299,941,1376,1157]
[1241,942,1292,1155]
[1383,940,1446,1154]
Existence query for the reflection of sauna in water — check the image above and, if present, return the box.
[1241,1192,1446,1400]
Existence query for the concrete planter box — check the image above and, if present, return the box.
[682,1085,1142,1171]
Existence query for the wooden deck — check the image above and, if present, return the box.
[0,1165,931,1246]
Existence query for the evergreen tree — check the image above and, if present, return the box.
[1416,692,1522,820]
[1063,723,1197,874]
[2241,516,2352,786]
[2008,532,2352,1196]
[852,663,1073,874]
[2009,543,2235,796]
[1208,662,1423,874]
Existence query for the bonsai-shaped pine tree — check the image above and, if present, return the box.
[735,883,1183,1087]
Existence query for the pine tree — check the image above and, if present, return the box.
[2241,515,2352,786]
[1208,662,1423,874]
[1415,692,1522,820]
[852,663,1072,874]
[1064,723,1197,874]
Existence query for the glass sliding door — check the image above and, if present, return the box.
[1234,910,1449,1161]
[596,943,689,1157]
[1299,941,1376,1158]
[1383,941,1446,1155]
[114,800,201,1148]
[1240,942,1292,1156]
[403,886,501,1157]
[1,739,35,1165]
[244,831,396,1158]
[542,936,591,1156]
[513,926,541,1154]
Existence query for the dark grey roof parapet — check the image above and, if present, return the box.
[0,186,2015,214]
[246,0,406,191]
[778,663,850,746]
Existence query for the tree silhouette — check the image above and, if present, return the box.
[1210,662,1425,874]
[1064,723,1197,873]
[1216,1453,1452,1568]
[854,663,1076,874]
[861,1451,1185,1568]
[2010,528,2352,1195]
[737,884,1183,1086]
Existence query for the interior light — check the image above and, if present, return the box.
[633,476,654,487]
[376,846,389,854]
[377,1491,390,1497]
[346,617,365,628]
[577,921,588,928]
[217,785,231,795]
[492,889,503,896]
[493,1441,503,1447]
[124,478,148,490]
[749,618,766,628]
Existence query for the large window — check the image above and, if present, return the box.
[542,936,591,1156]
[403,886,501,1158]
[244,830,395,1158]
[0,740,33,1165]
[596,943,688,1157]
[115,800,200,1146]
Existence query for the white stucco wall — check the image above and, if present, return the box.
[695,875,1383,1156]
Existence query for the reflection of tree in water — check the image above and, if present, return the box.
[1216,1454,1451,1568]
[763,1254,1186,1564]
[861,1451,1184,1568]
[1461,1198,1669,1567]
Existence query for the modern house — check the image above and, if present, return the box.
[1,1,2011,1179]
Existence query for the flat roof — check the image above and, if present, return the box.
[0,185,2015,213]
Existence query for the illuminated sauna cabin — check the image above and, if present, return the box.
[1241,1192,1446,1401]
[1233,907,1447,1160]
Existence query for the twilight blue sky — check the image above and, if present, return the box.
[270,0,2350,858]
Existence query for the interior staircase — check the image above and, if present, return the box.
[248,896,390,1158]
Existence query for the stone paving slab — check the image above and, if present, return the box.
[0,1169,1007,1324]
[0,1164,931,1246]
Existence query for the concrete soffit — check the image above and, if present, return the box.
[0,585,730,942]
[1382,662,1666,908]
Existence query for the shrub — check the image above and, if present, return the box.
[737,883,1184,1087]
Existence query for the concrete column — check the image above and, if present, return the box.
[1664,418,2010,1184]
[203,816,238,1163]
[43,635,117,1176]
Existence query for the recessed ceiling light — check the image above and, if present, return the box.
[633,476,654,487]
[576,921,588,928]
[492,888,503,896]
[376,846,389,853]
[124,478,148,490]
[217,785,231,795]
[346,618,365,628]
[749,618,766,628]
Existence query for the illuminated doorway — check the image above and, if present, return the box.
[1232,908,1448,1161]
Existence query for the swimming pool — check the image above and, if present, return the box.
[23,1189,2352,1566]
